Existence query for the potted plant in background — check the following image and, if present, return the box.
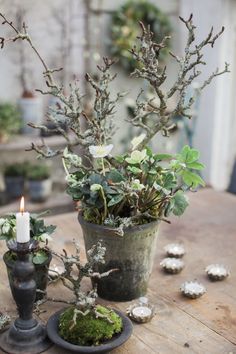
[0,212,56,301]
[45,241,133,353]
[0,14,229,300]
[3,162,28,200]
[27,164,52,202]
[110,0,172,73]
[0,102,22,143]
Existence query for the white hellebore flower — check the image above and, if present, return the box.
[131,133,146,150]
[89,144,113,158]
[131,179,145,191]
[90,184,102,192]
[125,149,147,164]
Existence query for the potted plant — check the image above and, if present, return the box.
[110,0,172,73]
[0,14,229,300]
[3,162,28,199]
[0,102,22,142]
[27,164,52,202]
[45,241,133,353]
[0,212,56,301]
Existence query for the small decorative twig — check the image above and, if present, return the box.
[34,242,117,324]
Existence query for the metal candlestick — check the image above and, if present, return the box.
[0,240,52,354]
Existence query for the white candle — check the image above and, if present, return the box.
[16,197,30,243]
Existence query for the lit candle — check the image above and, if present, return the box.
[16,197,30,243]
[132,306,152,318]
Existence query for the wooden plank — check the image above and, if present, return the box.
[0,189,236,353]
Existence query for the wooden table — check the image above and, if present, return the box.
[0,189,236,354]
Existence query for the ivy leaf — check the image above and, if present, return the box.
[107,170,125,183]
[172,191,189,216]
[108,194,124,207]
[182,171,205,188]
[32,250,48,265]
[163,172,176,189]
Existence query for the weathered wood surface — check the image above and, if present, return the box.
[0,188,236,354]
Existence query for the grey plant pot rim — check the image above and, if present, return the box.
[46,308,133,353]
[78,213,160,234]
[3,249,52,268]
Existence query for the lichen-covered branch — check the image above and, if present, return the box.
[0,13,230,155]
[35,242,117,323]
[129,15,230,148]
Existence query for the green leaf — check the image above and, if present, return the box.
[108,194,124,207]
[32,250,48,265]
[172,191,189,216]
[179,145,200,163]
[154,153,173,161]
[187,161,205,170]
[107,170,125,183]
[182,171,205,188]
[114,155,125,163]
[127,166,142,174]
[145,146,153,157]
[148,169,157,175]
[163,172,176,189]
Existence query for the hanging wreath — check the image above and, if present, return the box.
[110,0,172,73]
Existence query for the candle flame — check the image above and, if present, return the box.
[20,196,25,214]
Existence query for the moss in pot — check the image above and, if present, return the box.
[0,13,230,301]
[27,164,52,202]
[45,242,132,352]
[0,211,56,301]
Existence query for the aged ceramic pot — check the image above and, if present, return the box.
[78,214,160,301]
[28,178,52,202]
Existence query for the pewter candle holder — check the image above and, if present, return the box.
[205,264,229,281]
[164,243,185,258]
[180,280,206,299]
[160,257,185,274]
[0,240,52,354]
[126,297,155,323]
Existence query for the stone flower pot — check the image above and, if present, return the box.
[18,96,43,135]
[78,214,160,301]
[3,250,52,301]
[28,178,52,202]
[46,308,133,354]
[4,176,25,199]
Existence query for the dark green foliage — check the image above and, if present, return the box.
[66,145,204,227]
[59,306,122,346]
[110,0,172,72]
[27,164,50,181]
[0,102,21,136]
[4,162,29,177]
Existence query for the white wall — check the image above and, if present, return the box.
[180,0,236,189]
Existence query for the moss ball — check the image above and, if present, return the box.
[58,305,123,346]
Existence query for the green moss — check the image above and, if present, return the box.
[59,305,123,346]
